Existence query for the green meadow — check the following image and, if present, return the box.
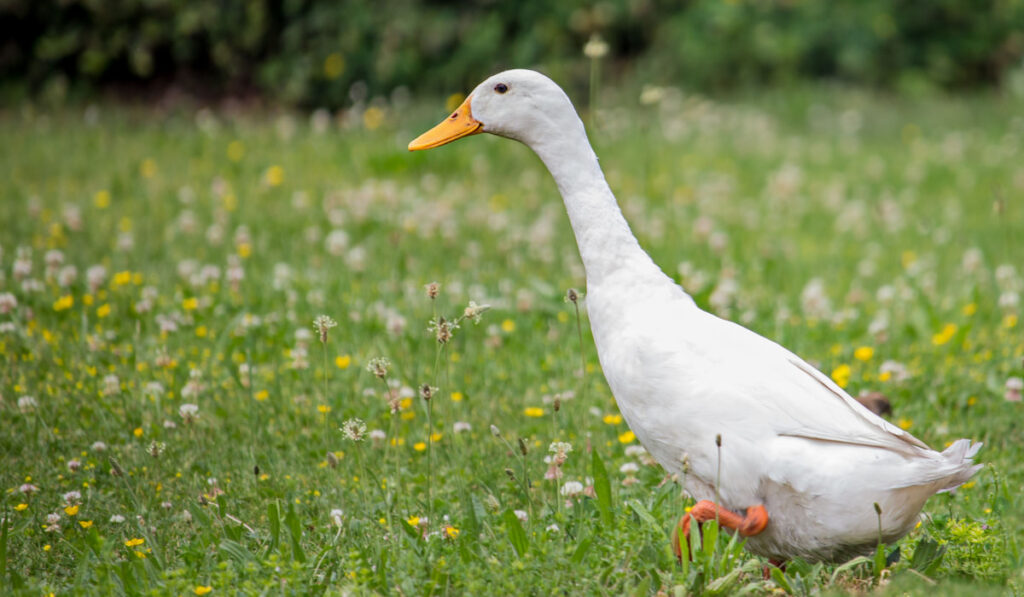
[1,87,1022,595]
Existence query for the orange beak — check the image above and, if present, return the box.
[408,95,482,151]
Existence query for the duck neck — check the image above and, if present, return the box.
[530,130,660,286]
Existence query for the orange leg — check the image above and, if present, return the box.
[672,500,769,561]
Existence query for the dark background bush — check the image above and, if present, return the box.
[2,0,1023,106]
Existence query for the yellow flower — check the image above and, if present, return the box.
[1004,314,1018,329]
[618,430,636,444]
[323,53,345,79]
[133,427,143,438]
[43,544,51,552]
[194,586,213,595]
[451,391,464,402]
[335,355,351,369]
[897,418,913,430]
[363,107,384,130]
[830,364,852,388]
[96,304,111,318]
[14,503,28,511]
[135,550,147,559]
[962,303,977,316]
[139,158,157,178]
[430,432,443,442]
[602,414,623,425]
[399,397,413,410]
[195,325,208,338]
[265,165,284,187]
[443,525,460,539]
[524,407,544,417]
[967,396,978,406]
[413,442,427,452]
[182,297,199,311]
[79,520,93,528]
[853,346,874,362]
[255,390,269,401]
[53,295,74,311]
[932,323,957,346]
[237,243,252,258]
[227,140,245,162]
[93,190,111,209]
[125,538,145,547]
[64,505,79,516]
[317,404,331,414]
[879,371,892,382]
[113,271,132,286]
[407,516,420,527]
[501,319,516,333]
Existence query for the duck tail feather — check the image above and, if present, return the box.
[936,439,983,493]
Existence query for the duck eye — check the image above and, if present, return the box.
[494,83,509,94]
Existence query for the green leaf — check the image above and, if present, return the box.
[502,509,529,556]
[910,537,946,576]
[592,450,613,526]
[873,542,887,580]
[571,535,593,564]
[219,539,256,565]
[770,565,793,593]
[285,503,307,563]
[0,510,8,581]
[627,499,668,542]
[266,501,281,554]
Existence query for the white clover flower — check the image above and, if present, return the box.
[560,481,585,497]
[0,292,16,314]
[91,441,108,452]
[619,462,640,475]
[17,395,37,413]
[624,445,648,458]
[179,403,199,423]
[63,490,82,505]
[102,374,120,396]
[513,509,528,522]
[452,421,472,434]
[330,509,344,527]
[110,514,126,523]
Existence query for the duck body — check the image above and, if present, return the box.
[410,69,981,562]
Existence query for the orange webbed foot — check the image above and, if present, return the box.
[672,500,770,561]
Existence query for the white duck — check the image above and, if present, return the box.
[409,69,981,564]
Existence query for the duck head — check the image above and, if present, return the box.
[408,69,584,151]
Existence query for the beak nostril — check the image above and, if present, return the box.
[450,113,458,119]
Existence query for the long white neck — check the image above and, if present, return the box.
[528,125,664,286]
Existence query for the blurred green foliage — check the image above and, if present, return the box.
[2,0,1023,105]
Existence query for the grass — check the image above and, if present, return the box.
[1,85,1022,595]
